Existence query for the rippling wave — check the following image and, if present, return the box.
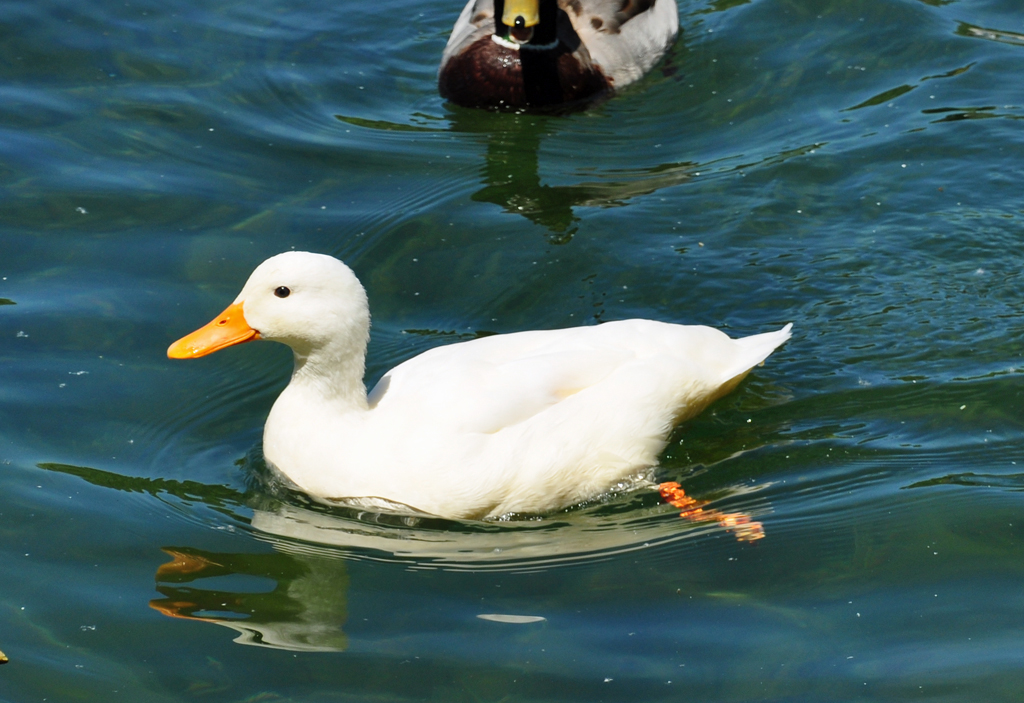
[37,457,773,570]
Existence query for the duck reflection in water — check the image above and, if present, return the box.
[334,111,700,244]
[146,485,761,651]
[151,546,350,652]
[38,461,767,649]
[456,111,705,244]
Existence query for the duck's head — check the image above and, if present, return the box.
[500,0,540,43]
[168,252,370,361]
[494,0,560,47]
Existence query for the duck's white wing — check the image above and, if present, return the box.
[368,321,790,436]
[561,0,679,87]
[369,327,635,435]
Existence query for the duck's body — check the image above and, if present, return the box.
[438,0,678,109]
[169,252,790,520]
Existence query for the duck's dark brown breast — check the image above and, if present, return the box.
[439,36,610,109]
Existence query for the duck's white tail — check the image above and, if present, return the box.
[723,323,793,382]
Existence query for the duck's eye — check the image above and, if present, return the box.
[274,286,291,298]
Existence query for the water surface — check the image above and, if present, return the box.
[2,0,1024,700]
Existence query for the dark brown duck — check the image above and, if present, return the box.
[438,0,678,109]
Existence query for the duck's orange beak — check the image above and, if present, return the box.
[167,301,259,359]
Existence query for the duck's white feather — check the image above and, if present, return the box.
[569,0,679,87]
[197,252,790,520]
[441,0,490,66]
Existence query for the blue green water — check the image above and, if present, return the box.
[3,0,1024,699]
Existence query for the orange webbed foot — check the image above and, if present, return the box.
[658,482,764,542]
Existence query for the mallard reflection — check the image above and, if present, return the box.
[451,111,708,244]
[333,112,700,243]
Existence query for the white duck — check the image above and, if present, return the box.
[168,252,791,520]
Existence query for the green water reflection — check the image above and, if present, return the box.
[152,546,351,652]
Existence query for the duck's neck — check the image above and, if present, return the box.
[287,334,370,413]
